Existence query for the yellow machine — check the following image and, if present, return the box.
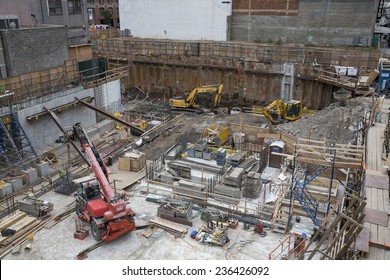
[169,84,223,113]
[261,99,303,124]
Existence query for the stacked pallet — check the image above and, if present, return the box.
[194,141,208,158]
[230,151,247,167]
[223,167,244,187]
[243,171,261,198]
[216,148,226,166]
[214,185,241,204]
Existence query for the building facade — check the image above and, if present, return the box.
[0,0,86,28]
[86,0,120,28]
[119,0,232,40]
[230,0,381,46]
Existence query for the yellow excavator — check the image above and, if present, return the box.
[260,99,303,124]
[169,84,223,113]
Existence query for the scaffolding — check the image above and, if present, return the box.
[288,138,364,228]
[0,107,39,174]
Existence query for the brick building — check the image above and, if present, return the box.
[87,0,120,28]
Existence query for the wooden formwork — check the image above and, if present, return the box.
[0,60,78,106]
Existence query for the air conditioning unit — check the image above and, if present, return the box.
[0,15,20,30]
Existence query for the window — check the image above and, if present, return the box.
[99,0,104,5]
[99,7,104,16]
[69,0,82,14]
[87,0,95,4]
[48,0,63,15]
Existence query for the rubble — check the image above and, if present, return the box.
[278,97,372,144]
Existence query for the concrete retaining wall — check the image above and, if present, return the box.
[16,87,96,153]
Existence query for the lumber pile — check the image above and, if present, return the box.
[223,167,244,187]
[149,216,188,237]
[0,211,41,257]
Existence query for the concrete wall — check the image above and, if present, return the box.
[0,37,6,79]
[119,0,232,40]
[16,86,96,153]
[230,0,380,46]
[40,0,85,28]
[0,0,43,27]
[0,26,69,76]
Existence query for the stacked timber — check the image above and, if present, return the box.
[243,171,261,198]
[230,151,247,167]
[214,184,241,204]
[173,180,207,200]
[238,157,258,172]
[0,211,41,257]
[223,167,244,187]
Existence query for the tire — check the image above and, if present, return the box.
[75,203,83,217]
[128,216,135,224]
[91,221,104,241]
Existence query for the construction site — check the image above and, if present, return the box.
[0,1,389,262]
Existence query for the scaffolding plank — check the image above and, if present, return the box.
[365,173,389,190]
[364,208,388,226]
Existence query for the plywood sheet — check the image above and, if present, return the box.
[365,173,389,190]
[364,208,388,226]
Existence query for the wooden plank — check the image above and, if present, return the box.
[364,208,388,226]
[0,216,37,244]
[371,188,379,211]
[365,186,372,208]
[370,223,378,243]
[0,212,27,230]
[377,189,385,212]
[377,225,388,245]
[257,133,280,139]
[150,217,188,233]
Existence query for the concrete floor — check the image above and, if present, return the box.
[3,186,285,260]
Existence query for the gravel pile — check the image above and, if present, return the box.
[278,97,372,145]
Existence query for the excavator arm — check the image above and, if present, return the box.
[262,100,285,124]
[169,84,223,111]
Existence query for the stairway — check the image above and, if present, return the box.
[290,164,329,226]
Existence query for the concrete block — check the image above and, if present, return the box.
[34,161,49,178]
[10,178,24,192]
[0,183,12,197]
[21,168,39,185]
[86,127,99,138]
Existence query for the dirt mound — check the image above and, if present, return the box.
[278,97,372,145]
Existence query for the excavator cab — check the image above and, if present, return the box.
[284,100,302,121]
